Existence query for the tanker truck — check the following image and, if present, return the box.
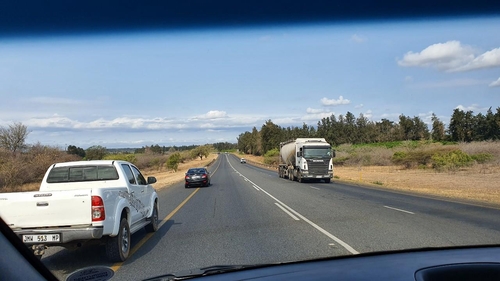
[278,138,334,183]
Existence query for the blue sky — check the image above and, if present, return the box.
[0,16,499,148]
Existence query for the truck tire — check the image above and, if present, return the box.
[106,218,130,262]
[145,202,159,233]
[289,169,294,181]
[298,173,303,183]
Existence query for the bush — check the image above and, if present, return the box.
[470,153,493,164]
[0,144,80,190]
[103,154,137,164]
[391,144,458,169]
[166,153,181,172]
[431,150,474,171]
[332,156,350,165]
[263,148,279,165]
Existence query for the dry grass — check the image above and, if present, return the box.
[335,165,500,206]
[4,154,218,193]
[459,141,500,164]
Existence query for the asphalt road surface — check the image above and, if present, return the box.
[41,154,500,280]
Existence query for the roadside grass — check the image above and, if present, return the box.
[333,141,500,172]
[0,146,215,192]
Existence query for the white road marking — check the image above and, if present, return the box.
[252,185,261,191]
[384,205,415,214]
[227,158,359,255]
[310,186,320,190]
[275,203,300,220]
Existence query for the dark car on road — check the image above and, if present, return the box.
[185,167,211,188]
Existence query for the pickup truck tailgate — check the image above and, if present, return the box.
[0,189,92,228]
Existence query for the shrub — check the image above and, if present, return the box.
[470,153,493,164]
[264,148,279,165]
[103,154,137,164]
[332,156,350,165]
[0,144,79,190]
[431,150,474,171]
[133,154,168,170]
[166,153,181,172]
[391,144,458,169]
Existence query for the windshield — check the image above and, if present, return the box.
[303,147,332,158]
[187,168,206,174]
[1,12,500,281]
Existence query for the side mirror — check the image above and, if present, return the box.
[297,152,302,157]
[147,176,157,184]
[331,150,336,158]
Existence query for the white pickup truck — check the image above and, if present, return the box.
[0,160,159,262]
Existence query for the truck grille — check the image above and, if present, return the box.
[307,160,328,175]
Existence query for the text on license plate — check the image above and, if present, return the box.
[23,234,60,243]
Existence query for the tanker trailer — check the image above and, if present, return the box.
[278,138,334,183]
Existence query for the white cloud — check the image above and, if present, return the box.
[417,111,435,124]
[301,112,333,121]
[363,110,373,119]
[351,34,366,43]
[354,104,364,109]
[455,104,485,111]
[398,41,500,73]
[398,41,475,71]
[489,77,500,87]
[192,110,228,120]
[452,48,500,72]
[320,96,350,106]
[306,107,324,114]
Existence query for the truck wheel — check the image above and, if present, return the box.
[289,170,294,181]
[298,173,303,183]
[145,202,159,233]
[106,218,130,262]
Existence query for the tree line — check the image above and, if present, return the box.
[237,107,500,156]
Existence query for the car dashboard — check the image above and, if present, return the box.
[161,246,500,281]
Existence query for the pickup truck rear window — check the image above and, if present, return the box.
[47,165,119,183]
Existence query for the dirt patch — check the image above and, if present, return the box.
[234,153,500,207]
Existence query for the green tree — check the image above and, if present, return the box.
[260,120,282,154]
[431,113,445,141]
[67,145,86,158]
[166,152,181,171]
[0,122,30,153]
[85,145,107,160]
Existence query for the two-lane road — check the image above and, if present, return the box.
[41,154,500,280]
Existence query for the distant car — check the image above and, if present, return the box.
[240,158,246,163]
[185,167,211,188]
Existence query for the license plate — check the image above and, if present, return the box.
[316,176,322,178]
[23,234,60,243]
[192,176,200,179]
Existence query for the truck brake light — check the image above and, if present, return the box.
[91,196,105,221]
